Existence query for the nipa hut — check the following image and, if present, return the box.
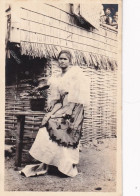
[5,2,118,154]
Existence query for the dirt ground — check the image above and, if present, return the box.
[5,138,116,192]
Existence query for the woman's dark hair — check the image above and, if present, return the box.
[58,50,72,62]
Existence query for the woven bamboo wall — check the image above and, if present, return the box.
[82,68,117,145]
[5,60,51,146]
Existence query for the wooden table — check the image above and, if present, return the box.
[6,111,45,168]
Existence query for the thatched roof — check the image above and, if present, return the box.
[20,41,117,70]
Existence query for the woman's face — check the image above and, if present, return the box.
[58,53,70,69]
[105,8,111,16]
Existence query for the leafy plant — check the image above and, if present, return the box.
[20,78,49,99]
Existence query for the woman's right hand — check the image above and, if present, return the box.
[41,113,51,126]
[46,101,55,112]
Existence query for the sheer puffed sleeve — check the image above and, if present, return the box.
[68,66,90,106]
[59,66,91,106]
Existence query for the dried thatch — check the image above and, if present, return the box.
[20,41,117,70]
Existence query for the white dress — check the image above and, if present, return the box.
[20,66,90,177]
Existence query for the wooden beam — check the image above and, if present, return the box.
[15,115,25,167]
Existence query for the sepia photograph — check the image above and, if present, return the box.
[3,0,121,193]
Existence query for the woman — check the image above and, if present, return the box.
[20,50,90,177]
[100,7,113,25]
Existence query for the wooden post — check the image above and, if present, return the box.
[15,115,25,167]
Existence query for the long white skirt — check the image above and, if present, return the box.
[20,127,79,177]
